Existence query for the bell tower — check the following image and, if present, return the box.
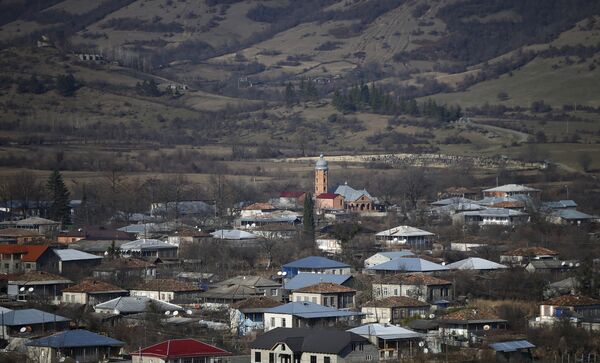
[315,154,328,195]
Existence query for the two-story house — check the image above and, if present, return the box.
[129,278,203,303]
[361,296,430,324]
[373,273,452,303]
[291,282,356,309]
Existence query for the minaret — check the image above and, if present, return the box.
[315,154,328,195]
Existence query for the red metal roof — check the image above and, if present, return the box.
[133,339,231,358]
[317,193,340,199]
[0,245,50,262]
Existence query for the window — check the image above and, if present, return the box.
[324,357,331,363]
[310,356,317,363]
[296,296,302,302]
[366,355,373,361]
[312,297,317,303]
[281,318,286,327]
[383,288,388,296]
[255,351,262,362]
[269,353,275,363]
[271,289,278,296]
[271,317,275,327]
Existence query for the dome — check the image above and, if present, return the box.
[315,154,328,170]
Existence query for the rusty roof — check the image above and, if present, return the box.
[131,279,202,292]
[363,296,429,308]
[97,258,155,270]
[378,273,451,286]
[231,296,283,309]
[504,247,559,257]
[293,282,356,294]
[243,203,275,210]
[62,279,126,293]
[0,228,42,237]
[5,270,71,283]
[542,295,600,307]
[439,307,502,322]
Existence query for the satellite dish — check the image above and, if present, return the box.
[172,311,179,316]
[418,341,425,347]
[104,251,109,256]
[19,327,26,333]
[441,262,446,266]
[423,348,429,354]
[561,261,567,266]
[165,311,171,315]
[277,271,282,276]
[282,271,287,276]
[575,263,580,267]
[186,310,193,315]
[113,309,120,315]
[483,325,491,331]
[28,287,34,292]
[429,314,435,319]
[569,263,574,267]
[19,287,25,292]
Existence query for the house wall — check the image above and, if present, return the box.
[263,313,294,331]
[291,292,354,309]
[251,344,378,363]
[63,291,87,304]
[373,284,451,303]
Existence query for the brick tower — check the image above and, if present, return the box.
[315,154,328,195]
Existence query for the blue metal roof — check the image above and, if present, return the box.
[2,309,70,326]
[367,257,448,272]
[489,340,535,352]
[265,301,363,319]
[284,273,352,290]
[376,251,416,259]
[283,256,350,269]
[27,329,124,348]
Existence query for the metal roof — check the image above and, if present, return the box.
[489,340,535,352]
[348,324,424,340]
[460,208,526,217]
[542,200,577,209]
[27,329,124,348]
[54,249,103,261]
[283,256,350,269]
[376,226,434,238]
[210,229,258,240]
[374,251,416,259]
[367,257,448,272]
[264,301,364,319]
[315,155,328,170]
[120,239,176,251]
[483,184,540,193]
[334,184,372,202]
[553,209,596,220]
[2,309,70,326]
[251,327,367,354]
[94,296,182,314]
[446,257,507,271]
[284,273,352,290]
[430,197,475,206]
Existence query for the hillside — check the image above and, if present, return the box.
[1,0,600,177]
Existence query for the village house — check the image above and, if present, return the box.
[119,238,178,259]
[6,271,72,303]
[437,308,508,346]
[199,275,282,304]
[263,301,364,331]
[250,327,378,363]
[0,245,56,274]
[536,295,600,324]
[375,226,435,249]
[132,339,231,363]
[282,256,351,277]
[229,296,283,336]
[61,279,128,305]
[524,259,578,274]
[238,210,302,229]
[53,249,103,277]
[453,208,529,226]
[167,228,212,246]
[283,273,354,291]
[546,209,598,225]
[500,247,559,267]
[366,257,448,276]
[57,227,134,245]
[94,296,183,315]
[482,184,541,200]
[372,273,453,303]
[0,216,61,236]
[348,323,424,361]
[315,235,343,254]
[445,257,507,271]
[291,282,356,309]
[364,251,415,268]
[92,258,156,282]
[361,296,430,324]
[275,191,306,209]
[241,203,277,217]
[150,200,215,219]
[211,229,259,241]
[26,329,124,363]
[129,278,203,303]
[0,228,44,244]
[0,308,71,338]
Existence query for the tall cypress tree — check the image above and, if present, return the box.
[303,192,315,239]
[46,170,71,225]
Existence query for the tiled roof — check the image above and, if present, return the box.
[6,270,71,283]
[243,202,275,210]
[378,273,451,286]
[96,258,155,270]
[439,307,501,322]
[231,296,283,309]
[294,282,356,294]
[133,339,231,358]
[504,247,558,257]
[131,279,201,292]
[363,296,429,308]
[0,245,50,262]
[62,280,126,293]
[542,295,600,307]
[0,228,41,237]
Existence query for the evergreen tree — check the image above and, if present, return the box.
[285,82,297,107]
[303,192,315,240]
[56,74,78,97]
[46,170,71,225]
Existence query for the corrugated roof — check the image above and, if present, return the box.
[460,208,526,217]
[294,282,355,294]
[376,226,434,238]
[251,327,367,354]
[216,275,279,288]
[553,209,596,220]
[27,329,124,348]
[2,309,70,326]
[446,257,507,271]
[94,296,182,314]
[363,296,429,308]
[430,197,475,206]
[120,239,176,251]
[0,245,50,262]
[483,184,540,193]
[334,184,372,202]
[348,324,424,340]
[284,273,352,290]
[283,256,350,269]
[489,340,535,352]
[62,279,126,293]
[131,279,201,292]
[370,251,416,260]
[378,273,451,286]
[133,339,231,358]
[210,229,258,240]
[54,249,102,261]
[265,301,364,319]
[368,258,448,272]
